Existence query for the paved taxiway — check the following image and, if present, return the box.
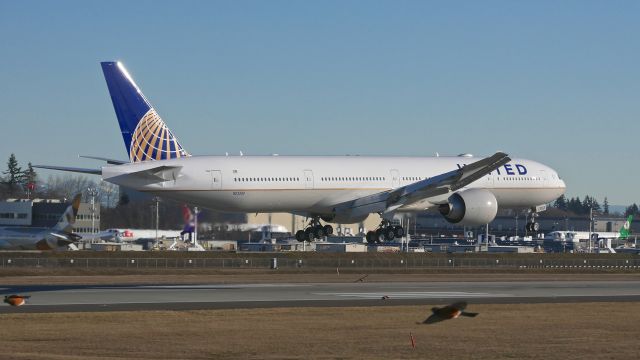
[2,280,640,313]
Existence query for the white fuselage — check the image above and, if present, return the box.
[0,227,54,250]
[102,155,566,220]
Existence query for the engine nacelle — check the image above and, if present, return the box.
[438,189,498,226]
[321,212,369,224]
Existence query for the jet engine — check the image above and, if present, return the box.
[438,189,498,226]
[35,233,77,250]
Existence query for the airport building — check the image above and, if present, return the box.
[0,198,100,233]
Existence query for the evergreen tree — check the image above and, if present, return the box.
[2,153,23,195]
[553,194,567,210]
[21,162,37,186]
[568,196,582,214]
[603,197,609,214]
[625,203,639,217]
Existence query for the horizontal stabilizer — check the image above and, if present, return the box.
[126,165,183,182]
[79,155,128,165]
[33,165,102,175]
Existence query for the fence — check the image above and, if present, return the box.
[2,256,640,270]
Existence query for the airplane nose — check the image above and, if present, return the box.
[558,178,567,194]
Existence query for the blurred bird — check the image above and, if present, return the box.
[421,302,478,324]
[4,294,31,307]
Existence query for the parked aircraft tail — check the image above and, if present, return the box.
[619,215,633,240]
[53,193,82,233]
[101,61,190,163]
[181,204,195,235]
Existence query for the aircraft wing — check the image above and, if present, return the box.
[333,152,510,218]
[33,165,102,175]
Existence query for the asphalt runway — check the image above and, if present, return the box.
[2,280,640,313]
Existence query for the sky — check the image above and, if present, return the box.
[0,1,638,205]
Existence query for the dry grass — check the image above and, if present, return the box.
[1,303,639,359]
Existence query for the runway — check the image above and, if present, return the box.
[2,280,640,313]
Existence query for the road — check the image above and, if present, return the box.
[2,280,640,313]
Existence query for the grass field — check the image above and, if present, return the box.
[1,303,639,359]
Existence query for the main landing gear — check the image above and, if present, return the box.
[524,208,542,234]
[525,221,540,233]
[295,217,334,242]
[365,220,405,244]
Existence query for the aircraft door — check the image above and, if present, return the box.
[303,170,314,189]
[209,170,222,190]
[390,169,400,189]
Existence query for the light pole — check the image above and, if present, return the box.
[152,197,161,247]
[87,187,99,235]
[194,206,199,246]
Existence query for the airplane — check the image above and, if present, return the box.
[619,215,633,240]
[546,215,634,243]
[0,194,82,250]
[36,61,566,244]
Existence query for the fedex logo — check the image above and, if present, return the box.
[457,163,527,175]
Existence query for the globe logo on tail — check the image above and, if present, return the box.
[129,109,190,162]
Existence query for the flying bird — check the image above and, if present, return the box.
[421,301,478,324]
[4,294,31,307]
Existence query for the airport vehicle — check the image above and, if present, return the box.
[37,62,566,243]
[0,194,81,250]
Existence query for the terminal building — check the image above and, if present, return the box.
[0,197,100,234]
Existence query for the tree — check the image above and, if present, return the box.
[42,174,97,200]
[99,181,119,208]
[603,197,609,215]
[625,203,639,217]
[21,162,37,186]
[21,162,38,197]
[2,153,23,196]
[553,194,567,211]
[568,196,582,214]
[118,192,130,206]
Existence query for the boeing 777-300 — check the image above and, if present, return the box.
[37,62,566,243]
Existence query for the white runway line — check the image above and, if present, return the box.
[313,291,512,299]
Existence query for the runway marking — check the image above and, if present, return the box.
[133,284,310,289]
[314,291,511,299]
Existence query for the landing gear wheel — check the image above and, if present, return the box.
[532,222,540,232]
[304,228,314,242]
[375,229,385,243]
[323,225,334,236]
[393,226,405,238]
[384,227,396,241]
[295,230,305,242]
[366,231,376,244]
[313,225,325,239]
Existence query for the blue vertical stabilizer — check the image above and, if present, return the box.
[101,61,189,162]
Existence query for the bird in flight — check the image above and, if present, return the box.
[421,301,478,324]
[3,294,31,307]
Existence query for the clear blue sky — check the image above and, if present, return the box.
[0,0,638,205]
